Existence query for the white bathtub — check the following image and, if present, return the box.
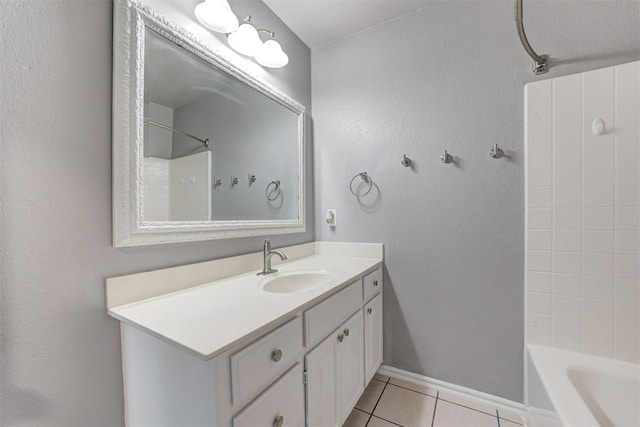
[527,344,640,427]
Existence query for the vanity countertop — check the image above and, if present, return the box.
[108,248,382,360]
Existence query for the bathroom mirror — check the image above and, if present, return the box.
[112,0,305,247]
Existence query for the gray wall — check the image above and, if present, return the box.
[312,0,640,402]
[0,0,311,425]
[173,92,299,220]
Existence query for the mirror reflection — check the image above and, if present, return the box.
[142,28,300,222]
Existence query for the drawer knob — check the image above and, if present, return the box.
[271,349,283,362]
[344,328,350,337]
[367,307,373,315]
[337,334,344,343]
[273,415,284,427]
[373,280,378,287]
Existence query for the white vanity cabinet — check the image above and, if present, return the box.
[117,263,383,427]
[305,310,364,426]
[364,293,383,384]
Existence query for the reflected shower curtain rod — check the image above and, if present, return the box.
[144,119,210,147]
[515,0,549,75]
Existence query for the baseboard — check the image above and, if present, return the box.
[377,365,524,413]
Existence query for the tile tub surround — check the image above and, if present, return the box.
[525,61,640,362]
[106,241,382,359]
[344,373,524,427]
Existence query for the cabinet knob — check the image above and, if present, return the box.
[343,328,350,337]
[367,307,373,315]
[271,349,283,362]
[373,280,378,287]
[273,415,284,427]
[337,334,344,343]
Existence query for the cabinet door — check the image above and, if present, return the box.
[338,310,364,425]
[364,294,383,383]
[305,330,339,427]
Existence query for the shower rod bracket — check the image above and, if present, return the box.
[532,55,549,75]
[515,0,549,75]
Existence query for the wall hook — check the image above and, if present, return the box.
[440,150,453,164]
[401,154,412,167]
[489,144,504,159]
[231,176,239,186]
[248,174,256,185]
[592,117,605,136]
[213,178,222,188]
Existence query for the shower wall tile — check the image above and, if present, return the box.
[552,274,581,296]
[528,272,552,293]
[529,187,553,208]
[525,61,640,362]
[582,276,614,300]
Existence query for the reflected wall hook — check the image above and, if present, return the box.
[489,144,504,159]
[213,178,222,188]
[231,176,239,186]
[400,154,412,167]
[440,150,453,164]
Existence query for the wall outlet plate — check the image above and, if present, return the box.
[325,209,336,227]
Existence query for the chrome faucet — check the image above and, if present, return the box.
[257,239,287,276]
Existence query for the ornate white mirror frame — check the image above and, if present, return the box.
[112,0,306,247]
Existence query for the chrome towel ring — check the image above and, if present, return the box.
[266,180,281,201]
[349,172,373,197]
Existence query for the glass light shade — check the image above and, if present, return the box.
[194,0,239,34]
[227,24,263,57]
[255,39,289,68]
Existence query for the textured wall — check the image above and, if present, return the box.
[0,0,311,425]
[312,0,640,402]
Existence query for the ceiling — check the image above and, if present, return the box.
[261,0,426,49]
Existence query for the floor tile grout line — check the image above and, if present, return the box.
[384,382,438,399]
[370,414,403,427]
[436,396,499,417]
[369,380,389,417]
[364,412,373,427]
[431,390,439,427]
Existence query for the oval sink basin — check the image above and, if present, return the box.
[260,270,336,294]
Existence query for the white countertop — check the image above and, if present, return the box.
[108,253,382,360]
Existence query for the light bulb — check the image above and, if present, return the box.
[227,23,263,57]
[255,39,289,68]
[194,0,239,34]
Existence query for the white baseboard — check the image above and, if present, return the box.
[377,365,524,413]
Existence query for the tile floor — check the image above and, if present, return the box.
[343,374,525,427]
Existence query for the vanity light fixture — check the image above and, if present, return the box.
[194,0,239,34]
[256,39,289,68]
[228,16,289,68]
[227,17,263,56]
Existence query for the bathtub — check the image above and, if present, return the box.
[527,344,640,427]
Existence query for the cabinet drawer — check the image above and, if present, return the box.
[304,281,362,348]
[231,317,302,407]
[233,363,305,427]
[363,268,382,302]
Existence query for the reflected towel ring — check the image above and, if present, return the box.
[349,172,373,197]
[266,180,281,201]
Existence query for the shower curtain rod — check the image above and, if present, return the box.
[144,120,210,148]
[515,0,549,75]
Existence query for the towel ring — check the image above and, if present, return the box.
[349,172,373,197]
[266,180,281,201]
